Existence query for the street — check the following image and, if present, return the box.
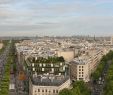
[0,43,10,86]
[91,61,111,95]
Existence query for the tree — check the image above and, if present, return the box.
[59,88,72,95]
[72,87,81,95]
[59,81,91,95]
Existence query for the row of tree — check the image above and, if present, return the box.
[90,50,113,95]
[0,41,11,94]
[104,58,113,94]
[0,55,11,94]
[59,50,113,95]
[59,81,91,95]
[0,40,16,95]
[91,50,113,81]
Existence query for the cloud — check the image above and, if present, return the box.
[0,16,113,36]
[0,0,113,36]
[96,0,113,3]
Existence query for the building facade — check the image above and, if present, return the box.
[29,78,70,95]
[70,49,104,82]
[24,56,71,95]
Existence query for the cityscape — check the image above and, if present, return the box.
[0,0,113,95]
[0,36,112,95]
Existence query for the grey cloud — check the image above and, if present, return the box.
[0,0,112,25]
[0,0,113,36]
[0,0,16,4]
[61,16,113,36]
[0,16,113,36]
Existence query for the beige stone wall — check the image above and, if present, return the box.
[77,63,90,82]
[57,51,75,62]
[29,79,71,95]
[0,43,3,49]
[89,50,104,74]
[70,50,104,82]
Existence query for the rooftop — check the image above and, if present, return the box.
[28,56,65,64]
[31,75,70,86]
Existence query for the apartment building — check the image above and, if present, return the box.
[24,56,71,95]
[29,78,70,95]
[70,48,104,82]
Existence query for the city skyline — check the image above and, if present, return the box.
[0,0,113,36]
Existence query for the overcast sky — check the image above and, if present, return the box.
[0,0,113,36]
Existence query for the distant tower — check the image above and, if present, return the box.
[111,36,113,45]
[94,35,96,41]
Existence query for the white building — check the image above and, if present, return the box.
[29,78,70,95]
[70,48,104,82]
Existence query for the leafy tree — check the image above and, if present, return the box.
[59,81,91,95]
[59,88,72,95]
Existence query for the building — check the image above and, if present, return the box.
[24,56,70,95]
[70,48,104,82]
[70,57,90,82]
[57,49,75,62]
[29,78,70,95]
[111,36,113,45]
[0,43,3,49]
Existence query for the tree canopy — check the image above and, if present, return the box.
[59,81,91,95]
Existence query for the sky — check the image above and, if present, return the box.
[0,0,113,36]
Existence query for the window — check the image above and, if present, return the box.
[79,75,81,77]
[79,69,81,71]
[46,89,47,92]
[56,90,58,93]
[82,66,84,68]
[79,72,81,74]
[42,90,44,92]
[82,72,84,74]
[49,90,51,93]
[53,90,55,93]
[82,69,83,71]
[38,89,40,92]
[79,78,83,80]
[79,66,81,68]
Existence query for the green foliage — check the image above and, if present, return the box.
[91,50,113,80]
[30,56,65,63]
[0,40,16,95]
[91,61,106,80]
[59,50,113,95]
[59,88,72,95]
[59,81,91,95]
[104,59,113,95]
[0,56,11,94]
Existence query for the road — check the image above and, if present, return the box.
[0,42,10,86]
[9,44,28,95]
[91,61,111,95]
[0,41,28,95]
[15,59,28,95]
[9,67,16,95]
